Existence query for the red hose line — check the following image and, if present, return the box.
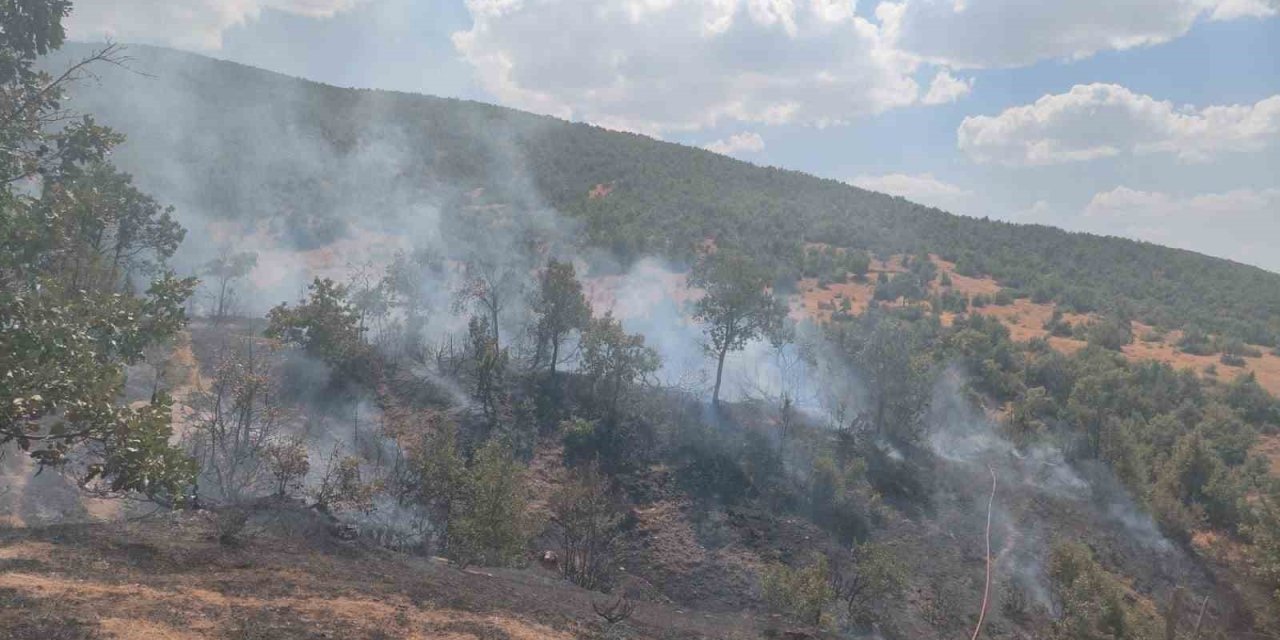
[971,465,997,640]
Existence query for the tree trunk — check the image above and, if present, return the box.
[490,304,501,350]
[550,338,559,378]
[713,346,728,406]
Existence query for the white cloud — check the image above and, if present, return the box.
[879,0,1274,69]
[453,0,922,133]
[1012,199,1055,223]
[850,173,974,212]
[703,132,766,155]
[1082,186,1280,272]
[66,0,364,50]
[921,70,973,105]
[958,84,1280,165]
[1209,0,1279,20]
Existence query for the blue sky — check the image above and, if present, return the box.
[67,0,1280,272]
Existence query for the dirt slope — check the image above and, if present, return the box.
[0,505,781,640]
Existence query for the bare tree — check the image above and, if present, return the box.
[550,465,625,590]
[592,595,636,631]
[203,249,257,322]
[454,252,527,350]
[186,338,286,503]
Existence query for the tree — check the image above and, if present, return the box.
[0,6,195,501]
[1086,316,1133,351]
[550,465,625,590]
[835,315,931,444]
[532,258,591,378]
[311,445,375,515]
[449,439,533,568]
[1048,542,1154,640]
[264,438,310,498]
[203,249,257,322]
[690,250,788,406]
[580,312,660,418]
[266,277,363,364]
[454,253,526,350]
[44,162,186,292]
[186,339,287,503]
[468,315,508,423]
[403,410,468,553]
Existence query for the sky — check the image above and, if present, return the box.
[66,0,1280,273]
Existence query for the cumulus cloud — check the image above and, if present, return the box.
[1209,0,1279,20]
[958,84,1280,165]
[66,0,364,49]
[452,0,922,133]
[850,173,974,212]
[879,0,1273,69]
[1082,186,1280,272]
[921,69,973,105]
[703,132,766,156]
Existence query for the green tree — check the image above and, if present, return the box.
[1087,316,1134,351]
[0,4,195,501]
[449,439,533,568]
[839,315,931,444]
[1048,542,1155,640]
[404,411,468,553]
[531,258,591,378]
[467,314,508,423]
[580,311,660,418]
[265,277,363,364]
[690,250,788,406]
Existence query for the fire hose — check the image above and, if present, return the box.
[970,465,997,640]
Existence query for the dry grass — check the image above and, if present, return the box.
[0,507,765,640]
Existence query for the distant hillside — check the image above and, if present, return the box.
[48,43,1280,345]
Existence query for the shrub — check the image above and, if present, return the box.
[550,466,625,590]
[761,555,834,626]
[312,448,375,515]
[264,439,310,498]
[1086,317,1133,351]
[448,440,534,568]
[829,542,906,624]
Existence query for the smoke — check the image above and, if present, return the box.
[922,365,1184,618]
[15,48,1206,625]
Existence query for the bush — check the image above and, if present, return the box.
[829,542,906,624]
[1178,326,1214,355]
[761,555,834,626]
[561,417,599,467]
[264,439,310,498]
[448,440,534,568]
[1086,317,1133,351]
[1221,353,1247,367]
[311,448,375,515]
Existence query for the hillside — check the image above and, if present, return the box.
[7,32,1280,640]
[47,44,1280,346]
[0,504,763,640]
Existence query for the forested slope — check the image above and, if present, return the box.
[49,43,1280,345]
